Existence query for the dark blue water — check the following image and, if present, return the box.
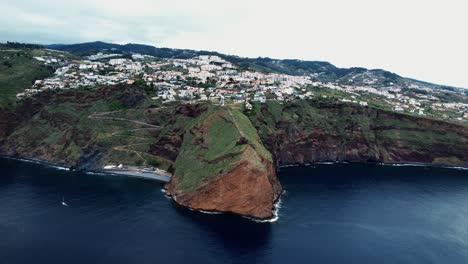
[1,158,468,264]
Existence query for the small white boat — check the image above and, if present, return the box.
[61,197,68,206]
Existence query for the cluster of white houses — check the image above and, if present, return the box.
[18,54,315,104]
[16,53,468,121]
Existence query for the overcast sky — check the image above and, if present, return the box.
[1,0,467,88]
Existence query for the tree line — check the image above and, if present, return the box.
[0,41,44,49]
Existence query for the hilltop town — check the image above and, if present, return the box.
[15,50,468,123]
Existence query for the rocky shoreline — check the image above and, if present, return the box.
[0,155,171,182]
[277,160,468,171]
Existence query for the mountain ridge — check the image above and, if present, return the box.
[43,41,466,92]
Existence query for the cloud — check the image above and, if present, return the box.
[0,0,218,45]
[0,0,467,88]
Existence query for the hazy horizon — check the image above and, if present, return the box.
[1,0,467,88]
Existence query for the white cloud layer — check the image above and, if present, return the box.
[1,0,467,88]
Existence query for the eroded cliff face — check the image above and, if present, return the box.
[165,106,282,219]
[167,152,281,219]
[250,100,468,167]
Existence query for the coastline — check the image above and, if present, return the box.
[103,169,170,182]
[1,155,71,171]
[2,154,467,223]
[164,185,285,223]
[278,160,468,171]
[0,155,170,182]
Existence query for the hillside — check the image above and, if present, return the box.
[47,41,466,93]
[0,48,55,108]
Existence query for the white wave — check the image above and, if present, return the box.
[198,210,223,215]
[160,188,172,199]
[279,161,351,169]
[378,162,426,167]
[445,166,468,171]
[278,160,467,171]
[280,164,299,168]
[3,156,71,171]
[50,165,70,171]
[244,193,284,223]
[378,163,468,170]
[85,171,108,176]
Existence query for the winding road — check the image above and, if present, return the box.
[87,107,170,165]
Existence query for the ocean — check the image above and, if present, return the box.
[1,157,468,264]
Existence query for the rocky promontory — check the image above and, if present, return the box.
[165,106,282,219]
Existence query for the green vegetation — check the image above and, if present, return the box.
[0,42,44,50]
[109,100,125,111]
[0,49,54,108]
[173,106,271,192]
[1,85,169,167]
[247,99,467,161]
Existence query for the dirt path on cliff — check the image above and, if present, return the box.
[227,109,245,138]
[87,106,168,163]
[113,143,149,160]
[88,110,161,128]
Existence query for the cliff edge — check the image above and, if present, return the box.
[166,106,282,219]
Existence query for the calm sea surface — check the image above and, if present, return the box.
[1,157,468,264]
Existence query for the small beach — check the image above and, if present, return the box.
[103,169,170,182]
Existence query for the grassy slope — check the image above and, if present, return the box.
[174,106,271,192]
[2,86,166,167]
[0,49,54,108]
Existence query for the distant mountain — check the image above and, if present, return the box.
[47,41,466,94]
[47,41,221,59]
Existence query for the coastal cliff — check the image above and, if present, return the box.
[1,86,467,219]
[249,100,468,167]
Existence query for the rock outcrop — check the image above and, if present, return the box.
[167,153,281,219]
[165,106,282,219]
